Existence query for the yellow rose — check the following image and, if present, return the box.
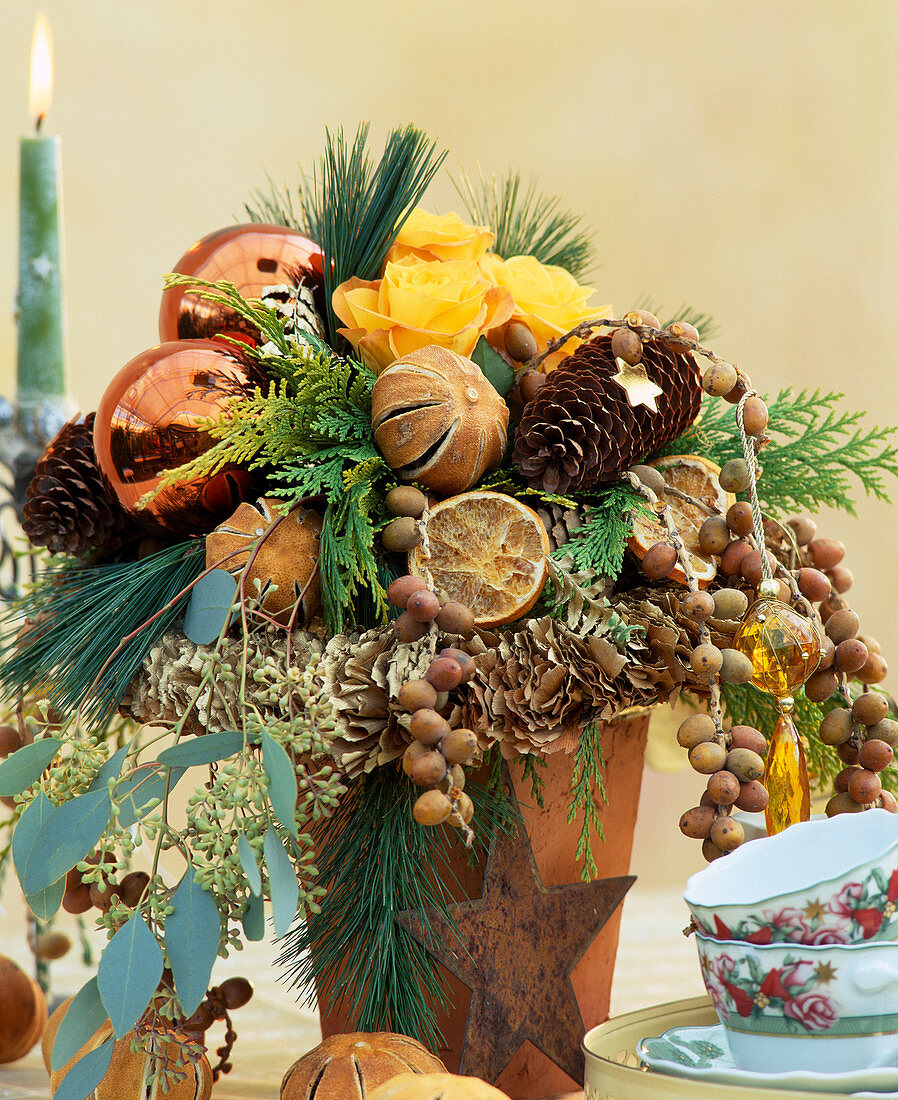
[332,255,514,372]
[386,208,495,264]
[479,253,612,370]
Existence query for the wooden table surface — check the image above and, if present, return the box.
[0,882,702,1098]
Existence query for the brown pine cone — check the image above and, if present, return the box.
[22,413,138,557]
[512,333,701,493]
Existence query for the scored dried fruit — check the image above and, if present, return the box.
[410,491,549,627]
[205,497,322,625]
[372,346,509,494]
[628,455,734,587]
[280,1032,446,1100]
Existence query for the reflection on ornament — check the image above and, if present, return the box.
[93,341,256,536]
[158,224,323,344]
[764,709,811,834]
[734,597,821,699]
[205,497,323,626]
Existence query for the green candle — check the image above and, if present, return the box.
[16,15,66,432]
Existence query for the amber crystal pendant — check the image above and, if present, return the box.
[734,597,822,698]
[735,598,822,833]
[764,711,811,834]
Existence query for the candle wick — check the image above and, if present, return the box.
[34,114,45,135]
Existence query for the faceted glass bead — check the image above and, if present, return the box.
[734,598,821,699]
[764,711,811,834]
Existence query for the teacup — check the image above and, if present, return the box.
[696,931,898,1072]
[685,810,898,945]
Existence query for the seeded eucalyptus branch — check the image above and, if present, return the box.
[0,523,346,1089]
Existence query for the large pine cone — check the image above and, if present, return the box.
[512,334,701,493]
[22,413,138,557]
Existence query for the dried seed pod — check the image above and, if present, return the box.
[679,806,715,839]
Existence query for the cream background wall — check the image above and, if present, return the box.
[0,0,896,886]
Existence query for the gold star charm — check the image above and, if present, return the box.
[814,961,838,984]
[803,898,827,922]
[610,357,664,412]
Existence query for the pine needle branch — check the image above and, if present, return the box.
[454,167,596,279]
[277,766,516,1046]
[301,123,447,343]
[0,542,204,722]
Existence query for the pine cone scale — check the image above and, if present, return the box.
[513,334,701,492]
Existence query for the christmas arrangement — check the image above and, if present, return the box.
[1,121,898,1097]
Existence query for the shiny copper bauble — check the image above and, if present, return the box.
[94,341,256,536]
[159,224,324,344]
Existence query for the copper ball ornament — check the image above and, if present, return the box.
[93,341,256,536]
[159,224,323,344]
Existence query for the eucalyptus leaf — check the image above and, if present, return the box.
[0,738,61,796]
[183,568,237,644]
[261,731,298,838]
[238,833,262,896]
[116,764,186,828]
[242,891,265,941]
[263,827,299,937]
[158,730,248,768]
[88,743,129,792]
[471,335,515,397]
[97,912,164,1037]
[17,788,111,896]
[25,874,65,921]
[12,791,53,889]
[165,870,221,1018]
[51,977,108,1071]
[52,1038,114,1100]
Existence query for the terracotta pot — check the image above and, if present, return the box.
[317,712,650,1100]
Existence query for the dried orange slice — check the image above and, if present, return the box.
[628,454,734,588]
[410,490,550,627]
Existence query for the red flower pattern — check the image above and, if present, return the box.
[784,991,839,1032]
[700,867,898,946]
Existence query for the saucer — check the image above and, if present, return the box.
[638,1023,898,1094]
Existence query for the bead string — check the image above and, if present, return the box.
[735,388,774,586]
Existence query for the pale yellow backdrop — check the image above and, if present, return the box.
[0,0,896,982]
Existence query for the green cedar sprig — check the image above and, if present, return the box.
[0,542,204,723]
[150,283,392,633]
[556,482,651,579]
[567,721,608,882]
[455,167,596,280]
[660,388,898,517]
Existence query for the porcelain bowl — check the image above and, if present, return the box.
[684,810,898,945]
[696,931,898,1073]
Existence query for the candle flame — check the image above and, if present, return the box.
[29,14,53,130]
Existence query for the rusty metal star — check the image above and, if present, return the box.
[610,356,664,412]
[395,820,634,1085]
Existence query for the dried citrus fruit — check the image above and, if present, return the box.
[628,454,734,588]
[410,491,549,627]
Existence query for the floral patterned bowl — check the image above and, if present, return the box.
[684,810,898,945]
[696,931,898,1072]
